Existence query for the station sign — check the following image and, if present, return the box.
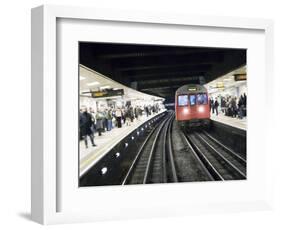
[234,74,247,81]
[91,89,124,98]
[216,82,224,88]
[187,85,197,91]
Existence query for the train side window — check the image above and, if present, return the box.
[197,93,208,105]
[189,95,196,106]
[178,95,188,106]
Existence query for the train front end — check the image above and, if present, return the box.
[175,85,210,128]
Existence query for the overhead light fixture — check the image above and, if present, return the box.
[100,85,110,90]
[80,76,86,80]
[223,78,232,81]
[87,81,100,86]
[216,82,224,88]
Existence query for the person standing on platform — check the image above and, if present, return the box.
[95,109,104,136]
[129,106,134,123]
[149,105,152,115]
[139,106,142,118]
[145,106,149,117]
[134,106,140,121]
[243,93,247,106]
[121,107,126,124]
[220,97,226,114]
[230,97,238,118]
[156,103,159,113]
[243,93,247,117]
[106,108,113,131]
[89,107,96,135]
[125,107,131,126]
[210,97,214,114]
[80,107,96,148]
[102,109,107,133]
[115,107,122,128]
[79,110,83,141]
[214,98,219,116]
[238,95,243,119]
[152,105,156,114]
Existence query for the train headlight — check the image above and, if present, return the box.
[183,107,189,114]
[198,107,205,113]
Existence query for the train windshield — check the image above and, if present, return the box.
[178,95,188,106]
[197,93,208,105]
[189,95,196,106]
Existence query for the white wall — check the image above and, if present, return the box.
[1,0,280,229]
[210,82,247,99]
[80,96,97,111]
[238,83,247,96]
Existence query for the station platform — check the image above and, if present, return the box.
[80,109,166,176]
[210,112,247,131]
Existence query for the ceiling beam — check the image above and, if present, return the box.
[136,76,204,85]
[131,70,207,80]
[111,52,223,70]
[98,48,226,59]
[124,65,212,77]
[138,78,201,90]
[116,61,217,72]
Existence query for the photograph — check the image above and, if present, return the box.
[78,42,247,187]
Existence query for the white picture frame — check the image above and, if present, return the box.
[31,5,274,225]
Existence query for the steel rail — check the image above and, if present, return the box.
[161,116,170,183]
[166,114,178,182]
[195,132,246,179]
[143,114,173,183]
[121,114,169,185]
[184,132,223,181]
[202,130,246,164]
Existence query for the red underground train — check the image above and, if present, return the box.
[175,84,210,128]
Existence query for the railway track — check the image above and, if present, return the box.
[184,130,247,181]
[171,122,214,182]
[122,112,246,185]
[122,112,177,185]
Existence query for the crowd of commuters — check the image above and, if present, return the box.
[79,104,161,149]
[210,93,247,119]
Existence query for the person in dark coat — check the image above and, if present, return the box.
[238,96,243,119]
[103,109,108,132]
[134,106,141,120]
[125,108,131,126]
[89,107,96,134]
[95,110,104,136]
[220,97,226,114]
[214,98,219,116]
[106,109,113,131]
[129,106,134,122]
[210,98,214,114]
[80,107,96,148]
[230,97,238,117]
[145,106,149,117]
[243,93,247,117]
[115,107,122,128]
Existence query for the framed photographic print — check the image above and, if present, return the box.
[31,5,274,224]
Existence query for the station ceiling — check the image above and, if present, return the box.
[79,42,246,102]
